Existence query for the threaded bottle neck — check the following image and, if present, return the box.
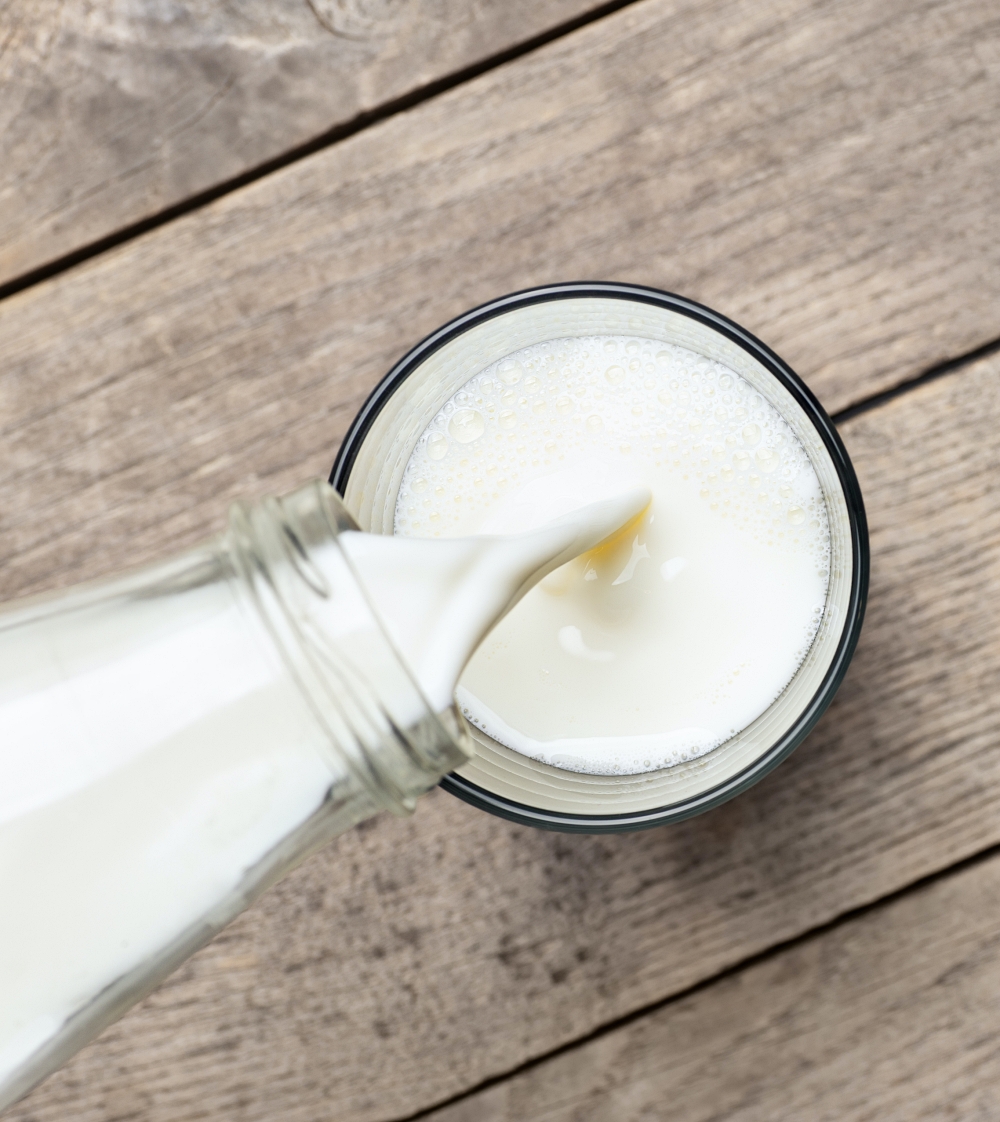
[226,480,472,816]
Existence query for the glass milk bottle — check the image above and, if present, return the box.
[0,481,471,1111]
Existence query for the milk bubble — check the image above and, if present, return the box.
[756,447,780,473]
[498,359,524,385]
[449,409,485,443]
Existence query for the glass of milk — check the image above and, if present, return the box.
[332,283,869,832]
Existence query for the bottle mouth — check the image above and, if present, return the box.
[227,481,473,817]
[331,283,869,833]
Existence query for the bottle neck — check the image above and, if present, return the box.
[226,481,472,816]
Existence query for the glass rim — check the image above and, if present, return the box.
[331,282,870,833]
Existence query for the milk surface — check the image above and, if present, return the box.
[395,336,832,775]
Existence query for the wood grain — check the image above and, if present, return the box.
[8,346,1000,1121]
[4,0,1000,1116]
[0,0,601,287]
[425,852,1000,1122]
[1,0,999,614]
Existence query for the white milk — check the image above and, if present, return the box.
[395,336,832,776]
[0,488,644,1100]
[339,489,649,713]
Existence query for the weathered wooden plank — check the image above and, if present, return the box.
[1,0,999,613]
[0,0,602,287]
[425,853,1000,1122]
[9,345,1000,1121]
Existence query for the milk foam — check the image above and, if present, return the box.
[395,336,832,776]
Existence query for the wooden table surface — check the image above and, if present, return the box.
[3,1,1000,1119]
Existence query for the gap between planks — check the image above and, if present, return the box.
[832,334,1000,425]
[403,838,1000,1122]
[419,843,1000,1121]
[0,0,643,305]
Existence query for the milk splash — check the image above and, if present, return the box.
[396,336,832,776]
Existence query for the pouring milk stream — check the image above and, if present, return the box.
[0,482,648,1109]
